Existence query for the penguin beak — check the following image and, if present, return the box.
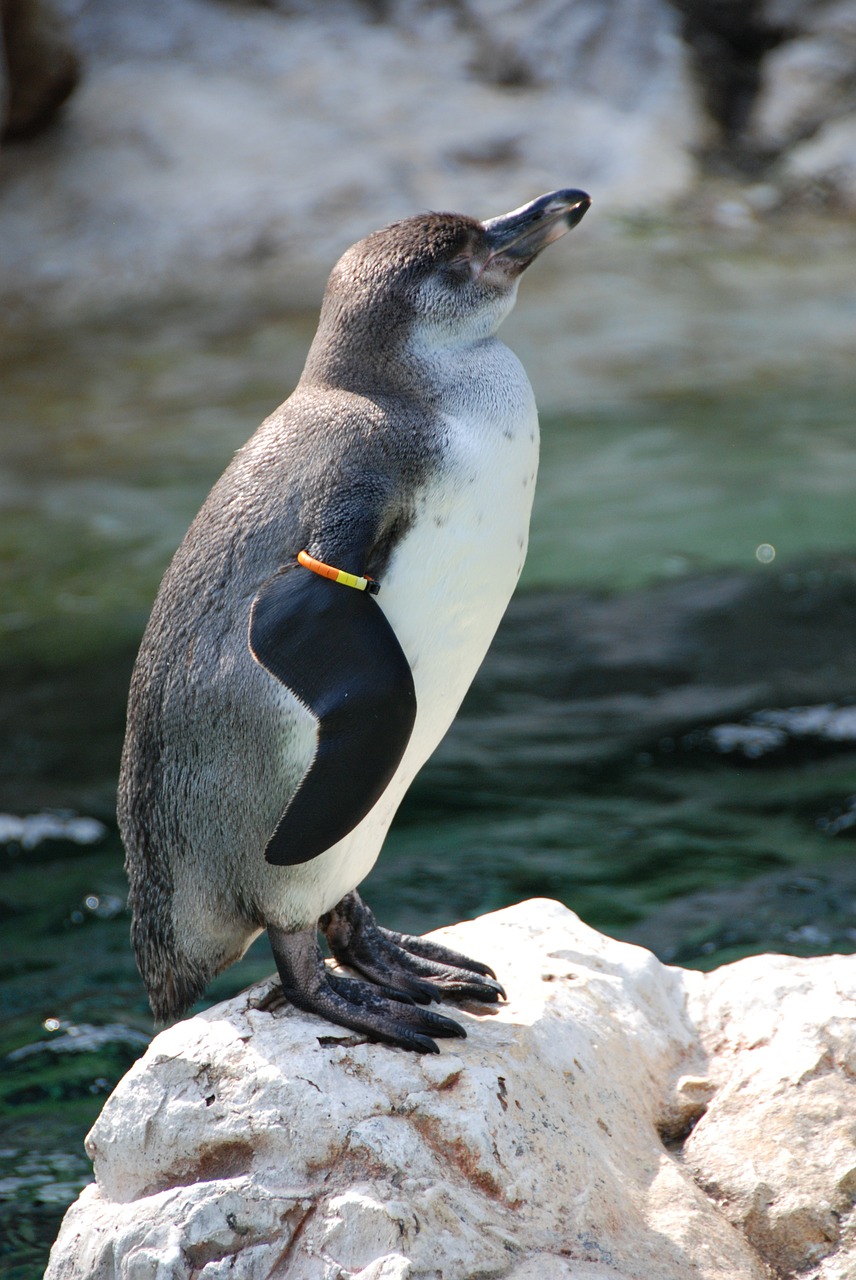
[480,189,591,272]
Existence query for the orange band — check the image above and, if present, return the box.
[297,550,380,595]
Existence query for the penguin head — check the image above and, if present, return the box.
[305,189,590,383]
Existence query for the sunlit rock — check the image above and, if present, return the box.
[750,36,856,152]
[44,899,856,1279]
[683,953,856,1278]
[745,0,856,205]
[0,0,700,314]
[783,114,856,207]
[748,0,856,150]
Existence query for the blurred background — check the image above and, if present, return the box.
[1,0,856,1273]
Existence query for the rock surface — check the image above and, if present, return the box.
[44,899,856,1280]
[748,0,856,148]
[749,0,856,202]
[3,0,856,390]
[0,0,700,316]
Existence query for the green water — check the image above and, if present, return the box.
[531,387,856,590]
[2,307,855,1276]
[5,307,856,664]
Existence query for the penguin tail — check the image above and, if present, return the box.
[127,877,209,1024]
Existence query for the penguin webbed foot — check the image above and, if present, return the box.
[321,891,506,1006]
[267,923,467,1054]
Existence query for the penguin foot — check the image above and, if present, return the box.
[320,891,506,1005]
[268,923,467,1053]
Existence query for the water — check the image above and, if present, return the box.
[2,304,855,1277]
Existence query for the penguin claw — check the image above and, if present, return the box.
[320,891,506,1008]
[326,970,416,1007]
[267,922,467,1053]
[380,930,500,982]
[329,975,467,1040]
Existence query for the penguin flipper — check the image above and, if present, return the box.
[249,567,416,866]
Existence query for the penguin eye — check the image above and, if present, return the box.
[446,253,475,282]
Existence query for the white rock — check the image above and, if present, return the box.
[44,899,856,1279]
[683,953,856,1279]
[782,113,856,206]
[0,0,701,315]
[747,0,856,205]
[749,35,856,150]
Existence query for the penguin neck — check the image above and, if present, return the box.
[299,293,404,394]
[301,332,454,412]
[299,299,513,410]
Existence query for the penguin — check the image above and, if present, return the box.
[118,188,591,1053]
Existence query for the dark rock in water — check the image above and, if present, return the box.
[624,854,856,967]
[441,556,856,786]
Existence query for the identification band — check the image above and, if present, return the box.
[297,550,380,595]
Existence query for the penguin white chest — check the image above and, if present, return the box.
[379,347,540,762]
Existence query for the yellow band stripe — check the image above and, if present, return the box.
[297,550,380,595]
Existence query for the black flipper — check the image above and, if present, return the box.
[249,566,416,866]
